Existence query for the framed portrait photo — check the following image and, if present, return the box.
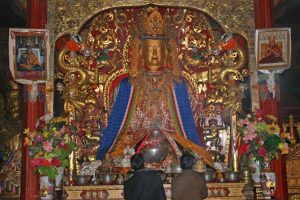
[9,28,50,83]
[255,28,291,70]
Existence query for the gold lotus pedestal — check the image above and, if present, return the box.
[63,182,246,200]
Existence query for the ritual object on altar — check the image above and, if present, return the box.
[98,153,116,173]
[73,175,92,186]
[121,144,135,168]
[193,158,207,173]
[139,129,168,163]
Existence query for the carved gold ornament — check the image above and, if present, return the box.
[142,8,166,36]
[48,0,254,41]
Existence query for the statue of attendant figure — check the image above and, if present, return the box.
[121,144,135,168]
[97,9,204,161]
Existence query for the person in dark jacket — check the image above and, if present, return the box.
[171,153,208,200]
[124,153,166,200]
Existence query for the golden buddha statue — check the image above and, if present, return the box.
[97,8,205,161]
[0,81,22,152]
[5,80,22,121]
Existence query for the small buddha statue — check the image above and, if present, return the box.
[5,80,22,121]
[99,153,115,173]
[121,144,135,168]
[0,81,22,152]
[193,158,207,173]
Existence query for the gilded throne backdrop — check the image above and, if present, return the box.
[50,1,254,171]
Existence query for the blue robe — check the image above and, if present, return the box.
[97,77,203,160]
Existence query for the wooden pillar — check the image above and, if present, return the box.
[253,0,288,199]
[254,0,274,28]
[20,0,47,199]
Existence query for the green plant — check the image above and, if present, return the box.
[237,112,288,170]
[24,116,76,179]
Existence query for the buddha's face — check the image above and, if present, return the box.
[142,39,166,73]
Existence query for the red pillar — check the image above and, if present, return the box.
[254,0,274,29]
[254,0,288,199]
[20,1,47,199]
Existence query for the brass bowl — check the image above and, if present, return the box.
[74,175,92,185]
[99,174,117,185]
[141,147,168,163]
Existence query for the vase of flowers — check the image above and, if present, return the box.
[23,115,76,199]
[237,111,288,198]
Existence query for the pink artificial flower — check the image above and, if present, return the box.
[247,123,256,135]
[43,141,53,152]
[59,140,65,148]
[34,134,43,142]
[59,125,65,136]
[239,118,249,125]
[258,146,267,157]
[244,133,257,143]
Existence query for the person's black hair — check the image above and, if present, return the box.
[130,153,145,170]
[180,153,195,170]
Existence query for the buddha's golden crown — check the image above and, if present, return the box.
[140,8,166,38]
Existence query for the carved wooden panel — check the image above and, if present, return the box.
[287,144,300,199]
[64,183,246,200]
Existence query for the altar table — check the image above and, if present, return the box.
[64,182,246,200]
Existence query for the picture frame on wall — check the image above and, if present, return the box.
[9,28,49,83]
[255,28,291,70]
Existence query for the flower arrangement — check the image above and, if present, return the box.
[23,115,76,179]
[237,111,289,170]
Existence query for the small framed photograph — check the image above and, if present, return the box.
[255,28,291,70]
[9,28,49,82]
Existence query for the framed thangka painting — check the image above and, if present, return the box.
[255,28,291,70]
[9,29,49,83]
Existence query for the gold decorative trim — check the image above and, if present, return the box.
[48,0,254,41]
[102,35,131,124]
